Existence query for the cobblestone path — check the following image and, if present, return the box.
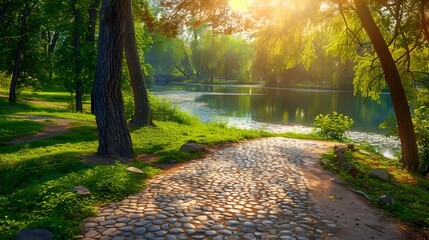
[81,138,337,240]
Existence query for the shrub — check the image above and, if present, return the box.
[148,94,199,125]
[314,112,354,140]
[123,93,199,125]
[379,106,429,172]
[413,106,429,171]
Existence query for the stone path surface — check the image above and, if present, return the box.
[81,138,338,240]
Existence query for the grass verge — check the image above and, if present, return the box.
[321,147,429,233]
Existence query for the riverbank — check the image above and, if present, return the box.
[153,91,401,159]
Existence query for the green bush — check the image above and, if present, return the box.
[148,94,199,125]
[0,72,11,90]
[379,106,429,172]
[413,106,429,171]
[314,112,354,140]
[123,93,199,125]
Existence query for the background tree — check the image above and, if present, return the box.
[351,0,419,172]
[0,1,42,103]
[55,0,100,112]
[125,0,153,127]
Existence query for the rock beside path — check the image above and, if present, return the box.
[369,168,390,181]
[179,143,205,153]
[126,167,144,174]
[16,228,54,240]
[71,186,92,198]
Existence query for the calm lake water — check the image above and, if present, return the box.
[173,84,395,133]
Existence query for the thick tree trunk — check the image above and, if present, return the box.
[354,0,419,172]
[72,1,83,112]
[93,0,133,157]
[9,38,24,103]
[124,0,153,127]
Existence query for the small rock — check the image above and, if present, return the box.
[369,168,390,181]
[70,186,91,197]
[168,159,178,164]
[378,195,395,206]
[16,228,55,240]
[205,230,217,236]
[179,143,205,153]
[225,220,240,227]
[126,167,144,174]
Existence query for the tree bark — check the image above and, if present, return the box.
[353,0,420,172]
[93,0,133,157]
[124,0,153,127]
[9,38,24,103]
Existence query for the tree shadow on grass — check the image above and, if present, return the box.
[0,125,98,154]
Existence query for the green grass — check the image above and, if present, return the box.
[132,121,275,162]
[321,148,429,230]
[0,116,45,144]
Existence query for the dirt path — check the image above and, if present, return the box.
[297,140,420,240]
[7,115,82,145]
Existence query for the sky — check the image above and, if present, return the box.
[229,0,249,12]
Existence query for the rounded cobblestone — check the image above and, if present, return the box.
[81,138,336,239]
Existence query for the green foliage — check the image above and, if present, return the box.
[0,72,11,90]
[413,106,429,171]
[379,104,429,172]
[321,148,429,229]
[313,112,354,140]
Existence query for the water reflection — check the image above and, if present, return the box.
[182,85,395,133]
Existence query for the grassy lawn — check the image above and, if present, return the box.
[322,148,429,232]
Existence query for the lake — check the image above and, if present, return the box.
[169,83,395,133]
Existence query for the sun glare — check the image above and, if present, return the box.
[229,0,248,12]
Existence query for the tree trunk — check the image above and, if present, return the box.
[8,5,31,103]
[87,0,100,43]
[93,0,133,157]
[124,0,153,127]
[72,1,83,112]
[353,0,419,172]
[88,0,100,114]
[48,31,59,82]
[75,81,83,112]
[48,31,59,54]
[9,38,24,103]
